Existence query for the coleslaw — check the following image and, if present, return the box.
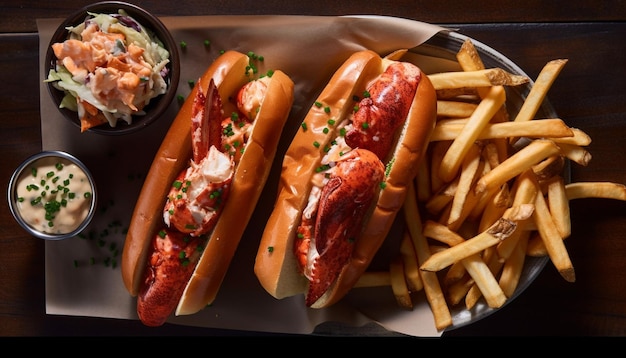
[46,10,171,131]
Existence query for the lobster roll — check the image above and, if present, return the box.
[121,50,294,326]
[254,49,437,308]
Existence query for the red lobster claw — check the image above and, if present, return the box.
[305,148,385,306]
[191,78,224,163]
[137,230,203,327]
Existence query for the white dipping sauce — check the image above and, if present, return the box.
[14,157,93,234]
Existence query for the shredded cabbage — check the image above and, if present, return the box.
[45,9,171,128]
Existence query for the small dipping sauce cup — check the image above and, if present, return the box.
[7,151,97,240]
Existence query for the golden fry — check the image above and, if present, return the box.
[415,156,432,203]
[565,182,626,201]
[547,176,571,238]
[475,139,561,194]
[465,253,505,309]
[499,231,530,297]
[482,141,501,169]
[423,220,466,246]
[430,140,450,194]
[448,143,482,225]
[435,87,480,100]
[437,100,477,118]
[400,232,423,292]
[512,59,568,124]
[390,256,413,310]
[477,184,511,232]
[446,275,474,305]
[525,231,546,256]
[461,254,507,309]
[439,85,506,182]
[354,271,391,288]
[532,181,576,282]
[444,261,468,287]
[404,181,452,330]
[430,118,574,142]
[420,217,518,272]
[532,155,565,181]
[428,68,530,90]
[456,39,485,72]
[551,127,592,146]
[468,170,498,222]
[556,142,592,166]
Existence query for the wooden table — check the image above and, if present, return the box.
[1,0,625,337]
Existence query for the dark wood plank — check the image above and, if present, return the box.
[2,0,626,33]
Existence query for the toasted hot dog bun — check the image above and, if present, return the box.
[254,49,436,308]
[121,50,294,316]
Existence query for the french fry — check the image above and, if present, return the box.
[464,252,505,309]
[495,170,538,259]
[439,85,506,182]
[482,141,501,169]
[404,181,452,330]
[447,186,484,232]
[430,118,574,142]
[532,178,576,282]
[354,271,391,288]
[509,59,568,145]
[477,184,511,232]
[444,261,468,286]
[421,221,470,286]
[430,140,450,194]
[415,156,432,203]
[420,217,518,272]
[467,161,499,221]
[499,231,530,297]
[456,38,512,165]
[428,68,530,90]
[423,220,466,246]
[547,176,571,238]
[435,87,480,100]
[565,182,626,201]
[532,155,565,181]
[390,256,413,310]
[512,59,568,124]
[495,223,529,262]
[456,39,485,72]
[556,142,592,166]
[551,127,592,146]
[526,231,548,257]
[461,254,507,308]
[400,232,423,292]
[448,143,482,225]
[437,100,477,118]
[475,139,561,194]
[446,275,474,305]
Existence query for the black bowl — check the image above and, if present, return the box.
[44,1,180,135]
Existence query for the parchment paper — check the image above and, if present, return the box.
[37,15,448,337]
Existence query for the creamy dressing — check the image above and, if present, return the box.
[14,157,93,235]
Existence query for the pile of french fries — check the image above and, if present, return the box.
[355,39,626,331]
